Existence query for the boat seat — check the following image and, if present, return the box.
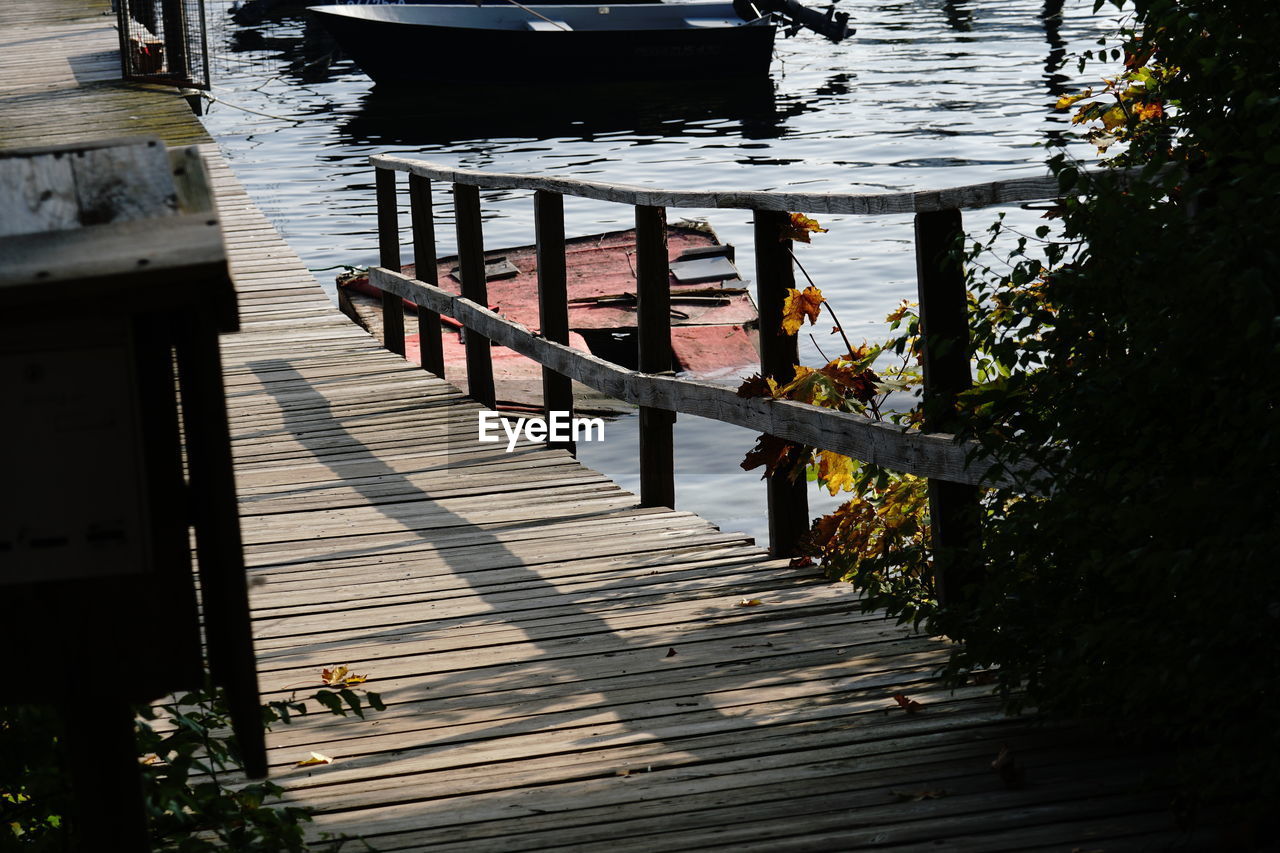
[683,17,740,27]
[526,20,572,31]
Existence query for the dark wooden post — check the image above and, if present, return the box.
[454,182,496,410]
[161,0,189,80]
[753,209,809,557]
[409,173,446,377]
[375,166,406,357]
[535,189,575,454]
[914,207,983,607]
[636,204,675,509]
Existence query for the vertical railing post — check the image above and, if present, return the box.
[635,204,675,509]
[375,166,405,357]
[914,207,983,607]
[753,209,809,557]
[409,173,445,377]
[453,182,496,410]
[535,190,574,454]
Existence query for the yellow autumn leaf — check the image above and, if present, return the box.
[1054,89,1093,110]
[781,286,825,335]
[320,665,368,688]
[1100,104,1128,132]
[736,598,764,607]
[816,450,857,495]
[295,752,333,767]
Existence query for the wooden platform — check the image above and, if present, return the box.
[0,4,1204,849]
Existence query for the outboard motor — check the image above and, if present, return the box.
[733,0,853,42]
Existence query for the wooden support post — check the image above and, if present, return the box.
[454,182,496,410]
[63,699,149,851]
[754,209,808,557]
[636,204,675,509]
[409,173,445,377]
[376,167,406,357]
[914,207,983,607]
[173,319,267,781]
[535,189,574,454]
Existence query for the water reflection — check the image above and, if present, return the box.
[337,77,801,145]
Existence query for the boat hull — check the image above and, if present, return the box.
[310,4,775,82]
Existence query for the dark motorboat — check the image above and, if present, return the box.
[308,2,778,82]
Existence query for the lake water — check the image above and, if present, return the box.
[200,0,1110,545]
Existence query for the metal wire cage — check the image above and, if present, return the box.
[117,0,211,89]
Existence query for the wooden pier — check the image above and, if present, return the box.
[1,3,1204,849]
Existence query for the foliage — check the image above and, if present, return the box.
[3,671,383,851]
[747,0,1280,821]
[938,0,1280,819]
[739,232,935,627]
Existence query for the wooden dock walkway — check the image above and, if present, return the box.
[2,3,1200,849]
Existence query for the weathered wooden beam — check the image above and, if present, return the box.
[915,208,983,607]
[369,267,1034,489]
[375,166,405,357]
[453,182,496,410]
[535,189,573,453]
[636,204,675,509]
[754,209,808,557]
[409,173,445,377]
[374,153,1075,216]
[173,317,267,780]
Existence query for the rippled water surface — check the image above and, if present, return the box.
[202,0,1110,544]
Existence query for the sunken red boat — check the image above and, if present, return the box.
[338,222,760,412]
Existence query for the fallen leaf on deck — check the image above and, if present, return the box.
[320,665,368,688]
[991,745,1026,789]
[789,556,815,568]
[736,598,764,607]
[296,752,333,767]
[892,693,925,713]
[890,788,948,802]
[665,648,678,658]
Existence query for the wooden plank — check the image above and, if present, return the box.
[914,208,983,606]
[409,173,445,376]
[534,189,573,450]
[754,208,808,556]
[453,182,496,409]
[635,203,675,509]
[374,154,1074,216]
[376,166,405,357]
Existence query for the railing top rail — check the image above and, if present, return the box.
[371,154,1064,216]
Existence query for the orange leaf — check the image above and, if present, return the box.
[892,693,924,713]
[735,598,764,607]
[780,212,828,243]
[781,286,824,335]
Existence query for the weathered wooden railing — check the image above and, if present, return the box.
[367,156,1062,601]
